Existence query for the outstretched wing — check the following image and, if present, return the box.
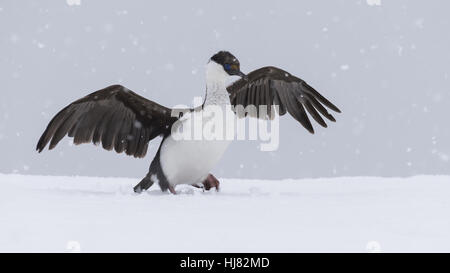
[36,84,178,158]
[227,66,341,134]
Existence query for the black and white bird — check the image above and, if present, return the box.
[36,51,341,194]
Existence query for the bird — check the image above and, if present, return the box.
[36,51,341,194]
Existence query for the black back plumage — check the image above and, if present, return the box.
[36,84,177,158]
[227,66,341,134]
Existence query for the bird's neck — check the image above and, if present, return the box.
[204,61,230,106]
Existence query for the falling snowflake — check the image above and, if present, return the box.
[415,18,425,29]
[33,40,46,49]
[397,45,403,56]
[10,34,19,44]
[213,30,221,39]
[66,0,81,6]
[366,0,381,6]
[116,10,128,16]
[439,154,449,162]
[164,63,175,71]
[195,9,204,16]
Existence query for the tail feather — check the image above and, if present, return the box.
[133,174,154,193]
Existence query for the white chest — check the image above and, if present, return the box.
[159,107,233,186]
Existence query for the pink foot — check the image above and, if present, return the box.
[202,174,220,191]
[168,185,176,194]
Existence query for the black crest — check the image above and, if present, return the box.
[210,51,239,66]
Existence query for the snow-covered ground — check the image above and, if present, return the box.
[1,174,449,253]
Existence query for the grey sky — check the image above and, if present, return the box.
[1,0,449,179]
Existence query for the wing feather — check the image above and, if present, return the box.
[36,85,177,158]
[227,66,341,134]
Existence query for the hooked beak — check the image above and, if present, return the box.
[237,70,246,79]
[229,64,246,79]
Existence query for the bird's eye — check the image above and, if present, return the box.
[224,64,231,70]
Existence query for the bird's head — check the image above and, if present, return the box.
[209,51,246,77]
